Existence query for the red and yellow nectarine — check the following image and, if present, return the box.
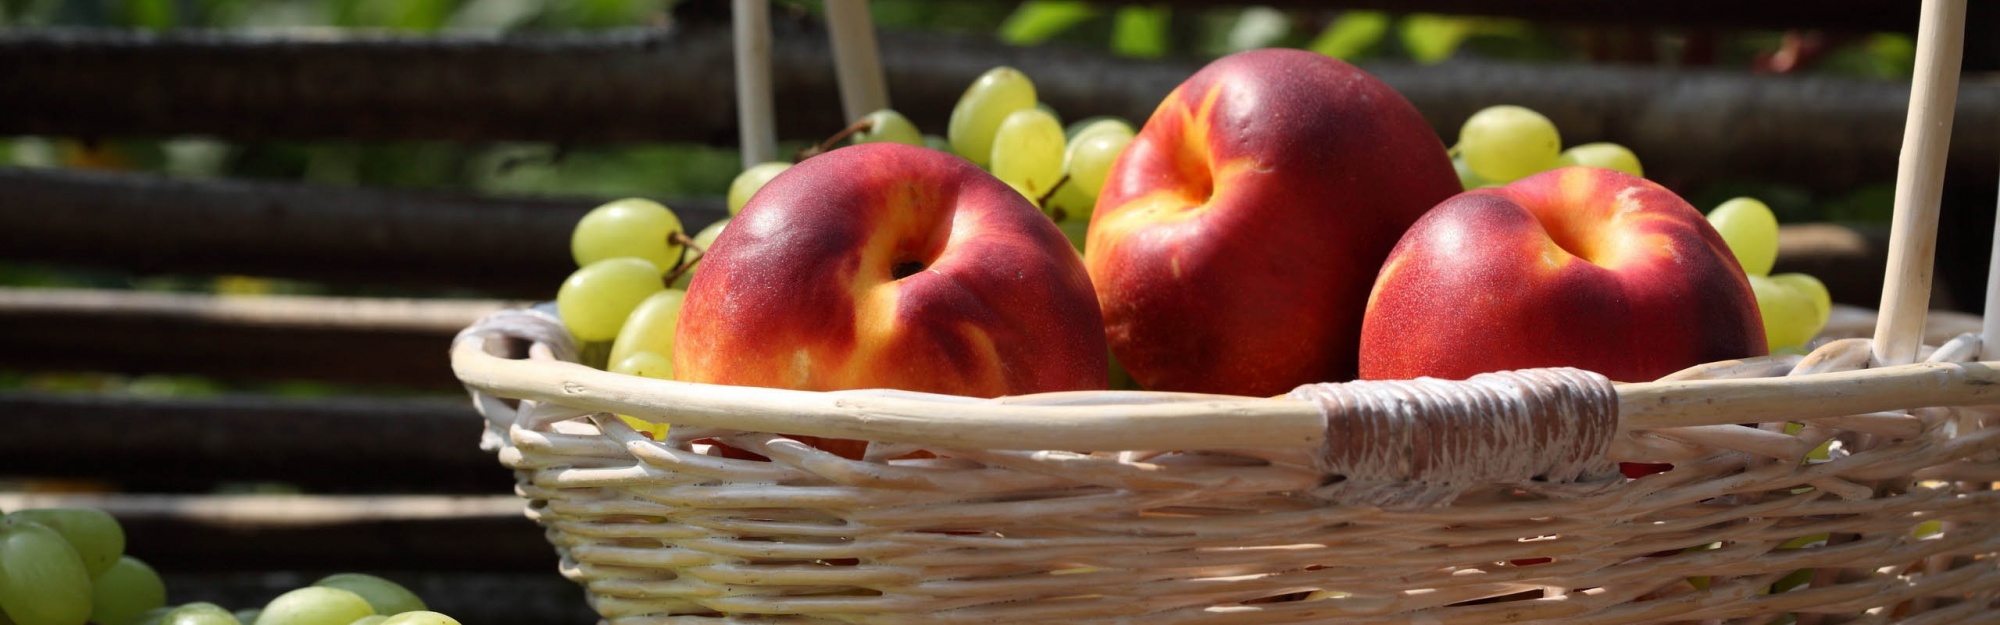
[1086,48,1462,396]
[1359,167,1767,383]
[676,143,1108,453]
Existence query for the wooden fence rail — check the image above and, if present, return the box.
[0,391,503,492]
[0,167,726,297]
[0,287,519,388]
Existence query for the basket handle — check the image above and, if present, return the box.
[1873,0,1967,365]
[1286,369,1623,507]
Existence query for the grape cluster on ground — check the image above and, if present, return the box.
[0,507,462,625]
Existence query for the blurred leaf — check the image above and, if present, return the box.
[195,0,252,27]
[126,374,226,397]
[1224,6,1289,53]
[0,263,120,288]
[237,0,323,28]
[162,138,233,178]
[448,0,544,31]
[470,143,742,199]
[1817,34,1916,79]
[1863,34,1916,74]
[10,138,58,168]
[1306,10,1389,59]
[535,0,667,29]
[329,0,454,31]
[1398,13,1473,63]
[999,1,1097,46]
[1820,183,1896,223]
[1111,5,1169,59]
[124,0,176,29]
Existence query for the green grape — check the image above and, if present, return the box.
[1002,180,1037,205]
[1451,152,1489,190]
[1064,116,1129,141]
[608,289,687,368]
[609,351,675,439]
[726,162,791,216]
[670,219,729,290]
[161,603,239,625]
[345,617,386,625]
[1770,272,1832,338]
[606,290,686,437]
[232,610,260,625]
[130,607,173,625]
[1056,218,1090,254]
[1914,520,1944,537]
[570,198,687,272]
[1749,274,1819,351]
[1457,104,1561,184]
[1707,197,1780,276]
[556,257,665,343]
[1555,142,1643,177]
[89,556,166,625]
[922,135,951,153]
[378,612,460,625]
[1044,176,1097,225]
[851,109,924,146]
[252,587,374,625]
[310,575,423,617]
[947,66,1037,168]
[0,518,93,625]
[1063,121,1134,200]
[989,108,1066,200]
[4,509,122,578]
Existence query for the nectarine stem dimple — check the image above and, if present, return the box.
[892,260,926,280]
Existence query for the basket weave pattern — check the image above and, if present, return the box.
[454,309,2000,624]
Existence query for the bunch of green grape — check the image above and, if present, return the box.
[728,66,1135,253]
[135,573,459,625]
[1450,104,1644,189]
[0,508,462,625]
[0,508,153,625]
[556,197,725,439]
[1704,198,1833,352]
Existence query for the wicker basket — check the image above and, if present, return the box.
[451,3,1994,623]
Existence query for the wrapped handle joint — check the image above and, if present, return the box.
[1288,368,1624,508]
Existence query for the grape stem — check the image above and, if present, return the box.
[663,230,705,287]
[796,117,876,161]
[1038,173,1073,221]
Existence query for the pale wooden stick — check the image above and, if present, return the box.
[1984,169,2000,359]
[1872,0,1967,365]
[732,0,778,168]
[824,0,890,122]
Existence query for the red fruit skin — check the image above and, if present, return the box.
[1085,48,1461,397]
[675,143,1108,459]
[1358,167,1768,383]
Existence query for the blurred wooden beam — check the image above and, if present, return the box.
[0,288,520,390]
[0,167,725,298]
[0,390,512,492]
[1,24,1994,193]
